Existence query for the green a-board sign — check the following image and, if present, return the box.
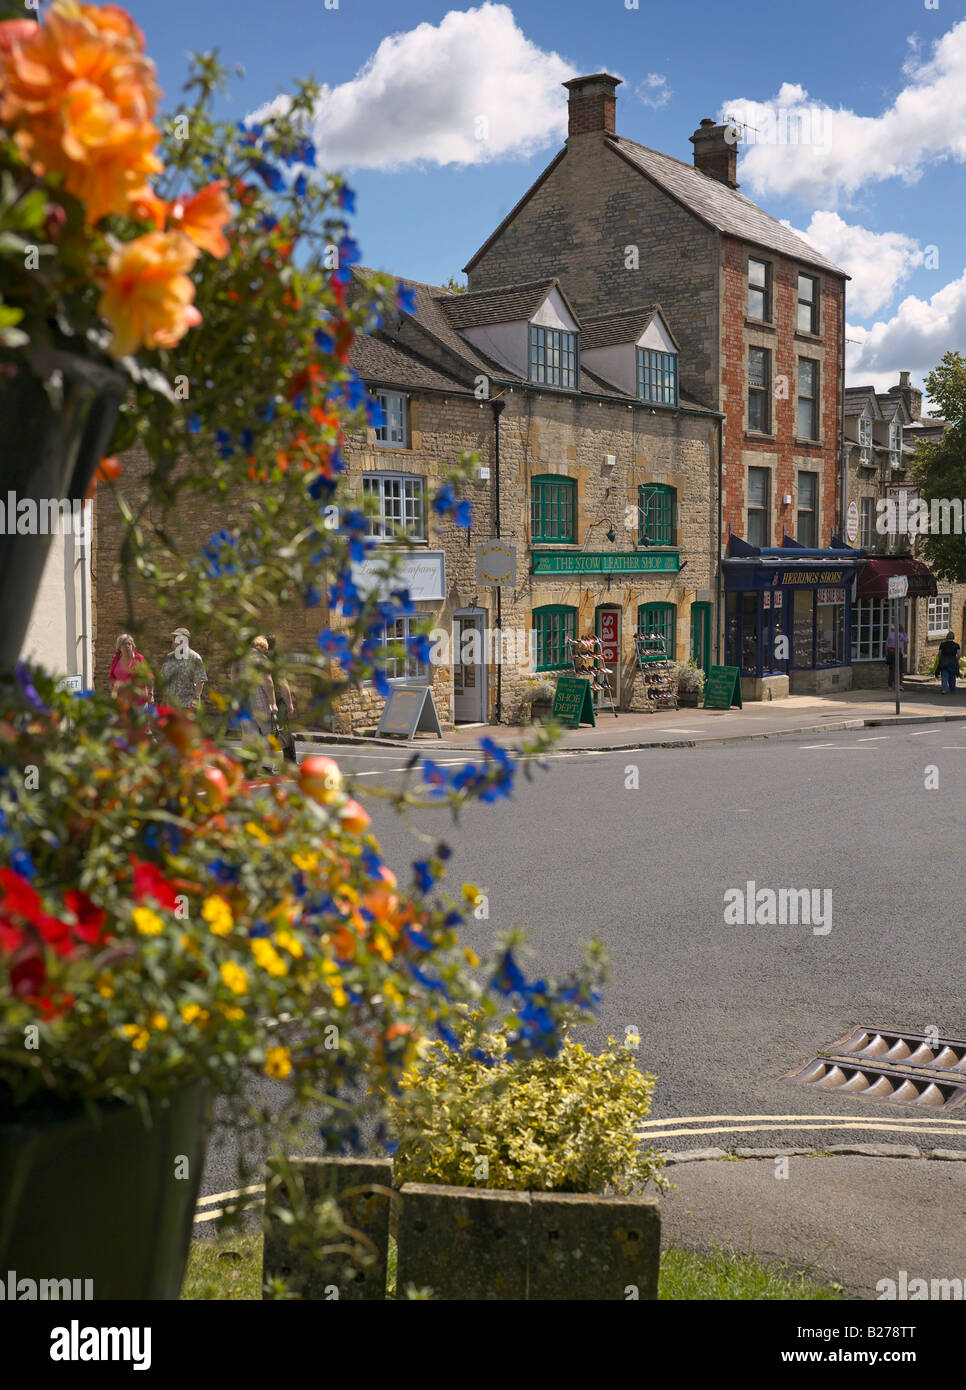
[551,676,596,728]
[703,665,742,709]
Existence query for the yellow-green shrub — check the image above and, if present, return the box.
[387,1022,667,1194]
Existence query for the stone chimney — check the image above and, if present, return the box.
[563,73,621,138]
[689,117,740,188]
[888,369,922,422]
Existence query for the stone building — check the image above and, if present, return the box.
[463,73,853,700]
[336,270,720,732]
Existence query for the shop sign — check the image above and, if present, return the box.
[551,676,596,728]
[376,685,443,739]
[598,609,620,663]
[816,587,845,605]
[351,551,446,601]
[846,500,859,543]
[476,540,516,587]
[533,551,679,575]
[774,567,851,587]
[703,665,742,710]
[763,591,783,609]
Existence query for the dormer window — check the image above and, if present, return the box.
[637,349,678,407]
[890,421,902,468]
[858,415,872,464]
[528,324,578,389]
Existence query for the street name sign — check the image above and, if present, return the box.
[888,574,909,599]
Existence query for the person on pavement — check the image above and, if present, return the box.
[938,630,961,694]
[158,627,208,710]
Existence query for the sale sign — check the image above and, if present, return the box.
[599,609,620,663]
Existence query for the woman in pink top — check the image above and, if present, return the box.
[109,633,153,705]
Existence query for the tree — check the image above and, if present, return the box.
[441,276,466,294]
[910,351,966,584]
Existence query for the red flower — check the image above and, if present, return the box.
[64,890,108,945]
[9,945,45,998]
[0,917,24,952]
[35,911,73,956]
[130,856,180,910]
[0,867,41,920]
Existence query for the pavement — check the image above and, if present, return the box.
[296,678,966,755]
[657,1148,966,1298]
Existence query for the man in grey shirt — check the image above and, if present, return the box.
[159,627,207,709]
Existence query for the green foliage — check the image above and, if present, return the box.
[658,1245,846,1301]
[911,351,966,584]
[671,658,705,694]
[388,1016,668,1195]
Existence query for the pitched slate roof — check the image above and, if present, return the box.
[436,278,576,330]
[609,136,847,276]
[580,306,678,352]
[844,386,880,418]
[349,332,473,395]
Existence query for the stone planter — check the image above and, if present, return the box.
[677,690,701,707]
[0,1081,210,1300]
[0,329,126,673]
[398,1183,660,1301]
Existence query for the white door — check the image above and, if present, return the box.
[453,611,485,723]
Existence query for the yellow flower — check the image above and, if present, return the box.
[464,947,480,968]
[292,850,318,872]
[251,937,287,977]
[96,971,114,998]
[371,934,393,963]
[180,933,201,958]
[120,1023,149,1051]
[331,986,348,1008]
[149,1012,168,1031]
[461,883,482,905]
[133,905,163,935]
[180,1003,209,1026]
[264,1045,293,1080]
[245,821,271,845]
[218,1003,244,1021]
[383,980,404,1006]
[274,930,303,959]
[219,961,248,996]
[201,894,234,938]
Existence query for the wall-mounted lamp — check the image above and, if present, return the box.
[606,526,616,543]
[603,454,616,470]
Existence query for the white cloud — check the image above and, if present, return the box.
[720,18,966,203]
[785,212,925,316]
[846,269,966,391]
[253,4,576,171]
[635,74,672,111]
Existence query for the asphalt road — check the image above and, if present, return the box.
[197,720,966,1216]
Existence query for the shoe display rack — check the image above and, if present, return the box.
[634,632,678,711]
[566,635,618,717]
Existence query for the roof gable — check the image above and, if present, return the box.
[436,278,579,330]
[581,305,679,353]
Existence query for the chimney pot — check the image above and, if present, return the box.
[690,117,740,187]
[563,73,622,138]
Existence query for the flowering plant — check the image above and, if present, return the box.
[0,1,229,367]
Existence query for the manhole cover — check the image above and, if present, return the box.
[782,1026,966,1110]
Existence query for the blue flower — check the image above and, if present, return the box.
[432,484,455,516]
[14,661,46,712]
[249,920,271,938]
[409,962,450,997]
[406,632,432,664]
[372,669,391,697]
[241,429,254,453]
[308,472,336,500]
[454,500,474,529]
[215,429,234,459]
[338,236,362,268]
[313,328,334,352]
[208,858,240,884]
[491,948,528,998]
[365,395,386,429]
[188,413,201,433]
[293,172,308,197]
[252,159,284,192]
[396,282,417,315]
[404,925,435,951]
[412,860,434,894]
[11,847,35,880]
[436,1020,459,1048]
[338,183,356,214]
[258,213,278,232]
[317,629,350,658]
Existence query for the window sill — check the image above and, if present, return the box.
[744,430,776,443]
[794,330,823,344]
[744,318,776,332]
[369,442,415,453]
[371,537,430,547]
[532,542,579,549]
[793,436,822,447]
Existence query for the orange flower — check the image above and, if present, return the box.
[0,1,162,224]
[98,230,201,357]
[170,179,233,259]
[130,185,170,229]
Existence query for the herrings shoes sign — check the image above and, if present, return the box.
[533,551,679,575]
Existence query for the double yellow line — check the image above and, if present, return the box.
[637,1112,966,1145]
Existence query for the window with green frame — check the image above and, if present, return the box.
[533,605,576,670]
[531,474,576,543]
[637,602,676,656]
[638,484,676,545]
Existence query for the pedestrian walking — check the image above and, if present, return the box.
[230,635,278,772]
[266,634,298,764]
[938,629,961,694]
[886,626,896,687]
[158,627,208,710]
[897,627,909,685]
[109,633,153,705]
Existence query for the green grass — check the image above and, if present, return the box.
[658,1244,846,1301]
[182,1231,846,1300]
[180,1233,263,1300]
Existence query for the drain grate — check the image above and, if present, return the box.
[782,1026,966,1110]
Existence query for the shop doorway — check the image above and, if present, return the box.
[691,601,712,673]
[595,605,621,705]
[453,610,486,724]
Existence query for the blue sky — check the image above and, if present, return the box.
[127,0,966,396]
